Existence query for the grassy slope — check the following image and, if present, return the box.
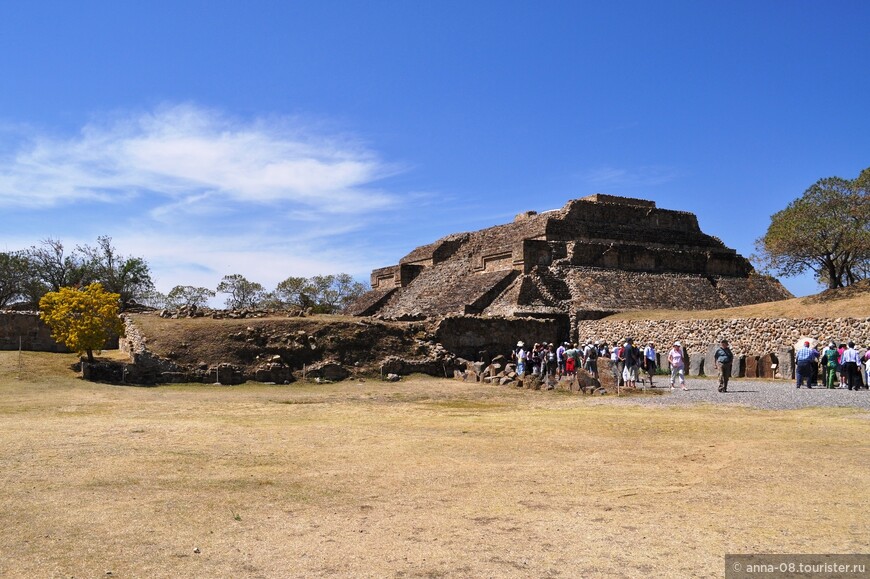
[605,279,870,321]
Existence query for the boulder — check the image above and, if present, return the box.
[575,369,602,394]
[597,358,619,392]
[305,362,350,382]
[524,374,542,391]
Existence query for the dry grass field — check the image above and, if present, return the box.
[1,351,868,578]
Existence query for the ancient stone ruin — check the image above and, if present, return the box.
[349,194,792,338]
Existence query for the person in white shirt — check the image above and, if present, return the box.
[667,341,687,391]
[513,341,527,376]
[643,341,657,387]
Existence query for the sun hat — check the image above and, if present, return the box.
[517,341,524,347]
[674,341,681,347]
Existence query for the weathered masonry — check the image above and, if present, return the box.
[348,194,791,337]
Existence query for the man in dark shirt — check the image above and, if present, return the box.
[713,339,734,393]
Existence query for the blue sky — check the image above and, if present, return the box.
[1,1,867,298]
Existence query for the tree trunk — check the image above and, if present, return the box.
[86,349,95,364]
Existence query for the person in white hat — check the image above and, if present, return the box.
[512,341,527,376]
[667,341,687,391]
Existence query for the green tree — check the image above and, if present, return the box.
[272,276,312,308]
[39,283,123,363]
[0,251,30,307]
[755,168,870,289]
[166,285,216,308]
[332,273,368,312]
[271,273,368,313]
[79,236,155,309]
[23,238,89,305]
[216,274,265,309]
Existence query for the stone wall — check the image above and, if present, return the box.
[575,316,870,377]
[0,311,68,352]
[435,315,567,361]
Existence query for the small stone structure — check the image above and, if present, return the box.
[0,311,118,352]
[348,195,792,341]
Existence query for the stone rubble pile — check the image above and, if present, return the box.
[453,354,606,394]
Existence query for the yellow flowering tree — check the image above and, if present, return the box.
[39,283,123,363]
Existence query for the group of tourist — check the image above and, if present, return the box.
[607,338,691,391]
[511,337,689,391]
[511,336,870,393]
[794,340,870,390]
[511,340,603,389]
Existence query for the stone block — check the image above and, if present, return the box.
[576,369,601,394]
[758,354,776,378]
[499,376,514,386]
[777,349,795,380]
[744,356,759,378]
[596,359,618,392]
[731,355,745,378]
[704,344,720,377]
[688,354,704,376]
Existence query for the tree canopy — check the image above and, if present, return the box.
[2,236,155,309]
[216,274,266,310]
[755,167,870,289]
[0,252,30,308]
[78,236,155,308]
[269,273,367,313]
[39,283,123,363]
[166,285,216,309]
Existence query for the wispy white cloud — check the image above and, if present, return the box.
[0,103,402,214]
[0,104,418,292]
[579,165,681,189]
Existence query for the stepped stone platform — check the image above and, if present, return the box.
[348,194,791,330]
